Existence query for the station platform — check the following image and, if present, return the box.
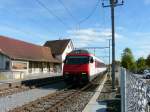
[0,72,62,90]
[82,74,108,112]
[82,71,120,112]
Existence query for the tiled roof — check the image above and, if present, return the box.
[0,35,60,63]
[44,39,71,55]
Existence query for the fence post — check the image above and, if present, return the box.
[121,68,127,112]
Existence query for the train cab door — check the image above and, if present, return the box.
[89,57,95,80]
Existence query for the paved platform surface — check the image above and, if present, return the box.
[0,72,62,83]
[0,81,66,112]
[83,71,121,112]
[82,74,108,112]
[0,73,62,90]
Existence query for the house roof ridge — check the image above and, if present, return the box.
[0,35,60,63]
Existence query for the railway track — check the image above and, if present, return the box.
[9,72,107,112]
[0,77,63,97]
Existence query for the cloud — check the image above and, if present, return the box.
[144,0,150,5]
[116,26,125,31]
[135,49,150,59]
[135,43,150,59]
[67,27,124,48]
[119,31,150,59]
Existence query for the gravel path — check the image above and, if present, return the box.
[0,81,66,112]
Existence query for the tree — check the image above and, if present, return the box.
[136,57,146,72]
[121,48,136,72]
[146,54,150,67]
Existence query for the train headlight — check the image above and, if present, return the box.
[82,72,86,75]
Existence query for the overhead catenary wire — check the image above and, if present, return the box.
[35,0,70,29]
[57,0,101,29]
[0,3,63,43]
[78,0,101,25]
[57,0,77,23]
[36,0,101,33]
[35,0,106,42]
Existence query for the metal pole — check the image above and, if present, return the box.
[110,0,115,89]
[102,0,124,90]
[109,39,111,74]
[121,68,126,112]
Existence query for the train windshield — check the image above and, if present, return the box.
[65,56,90,64]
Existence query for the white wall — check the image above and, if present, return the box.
[62,41,74,62]
[59,41,74,70]
[28,62,55,74]
[55,41,74,62]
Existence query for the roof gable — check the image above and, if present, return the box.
[44,39,71,55]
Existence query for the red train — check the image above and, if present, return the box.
[63,50,107,84]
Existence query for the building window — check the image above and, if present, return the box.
[5,61,10,70]
[47,63,50,72]
[34,63,38,68]
[12,61,27,70]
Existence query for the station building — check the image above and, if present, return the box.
[44,39,74,71]
[0,36,60,79]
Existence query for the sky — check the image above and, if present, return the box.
[0,0,150,63]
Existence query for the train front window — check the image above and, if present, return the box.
[65,56,90,64]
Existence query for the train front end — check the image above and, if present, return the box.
[63,52,93,84]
